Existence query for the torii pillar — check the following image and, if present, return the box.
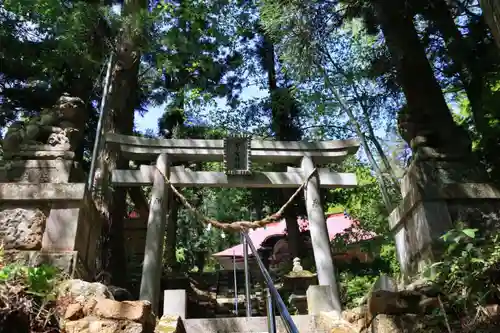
[139,153,170,312]
[301,156,342,313]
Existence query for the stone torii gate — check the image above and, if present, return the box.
[106,133,360,312]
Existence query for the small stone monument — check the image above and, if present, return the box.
[292,257,303,272]
[283,257,317,314]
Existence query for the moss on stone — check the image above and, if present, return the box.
[285,270,317,278]
[155,316,180,333]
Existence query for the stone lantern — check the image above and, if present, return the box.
[282,257,318,314]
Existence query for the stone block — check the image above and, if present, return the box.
[3,149,75,160]
[393,225,408,271]
[3,250,78,275]
[0,183,86,202]
[371,274,397,292]
[447,199,500,230]
[75,195,104,275]
[341,307,364,325]
[19,144,72,151]
[42,207,81,251]
[369,314,404,333]
[0,189,102,278]
[162,290,186,319]
[83,299,99,316]
[0,160,72,183]
[306,285,337,315]
[317,311,357,333]
[58,279,113,301]
[64,303,85,320]
[93,299,153,323]
[155,315,185,333]
[0,208,48,250]
[63,317,143,333]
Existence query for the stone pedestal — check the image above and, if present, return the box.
[0,94,99,279]
[0,182,103,280]
[389,158,500,277]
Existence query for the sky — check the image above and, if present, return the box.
[134,84,268,133]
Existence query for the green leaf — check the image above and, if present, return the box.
[470,257,485,264]
[466,243,474,252]
[0,271,9,280]
[462,228,478,239]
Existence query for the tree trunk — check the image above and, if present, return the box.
[480,0,500,49]
[314,62,394,212]
[261,30,303,258]
[358,92,400,193]
[70,9,111,169]
[372,0,471,156]
[318,50,399,206]
[423,0,487,133]
[280,190,301,259]
[94,0,146,288]
[164,195,180,270]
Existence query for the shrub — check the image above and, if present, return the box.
[421,224,500,328]
[0,244,64,333]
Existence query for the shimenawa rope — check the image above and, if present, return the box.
[157,167,318,232]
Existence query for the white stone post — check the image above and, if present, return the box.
[301,156,342,313]
[140,153,170,312]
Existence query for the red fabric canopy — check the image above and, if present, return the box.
[212,213,376,257]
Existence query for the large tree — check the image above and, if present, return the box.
[94,0,149,287]
[255,26,305,258]
[370,0,472,158]
[417,0,487,134]
[481,0,500,49]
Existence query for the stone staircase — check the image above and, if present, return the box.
[213,270,263,317]
[159,285,357,333]
[163,271,266,319]
[157,310,355,333]
[178,315,335,333]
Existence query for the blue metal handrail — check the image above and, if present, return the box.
[242,232,299,333]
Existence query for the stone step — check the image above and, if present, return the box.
[181,315,331,333]
[216,302,261,310]
[215,301,265,317]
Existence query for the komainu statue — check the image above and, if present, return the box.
[1,94,87,154]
